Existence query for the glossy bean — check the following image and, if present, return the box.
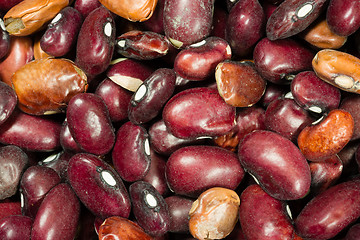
[59,119,82,153]
[165,195,194,233]
[0,202,21,220]
[38,151,73,180]
[0,215,33,240]
[74,0,101,18]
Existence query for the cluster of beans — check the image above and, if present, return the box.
[1,0,360,239]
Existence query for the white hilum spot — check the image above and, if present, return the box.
[117,40,126,48]
[286,204,293,220]
[296,3,314,18]
[190,40,206,47]
[101,170,117,187]
[42,152,60,163]
[20,192,24,208]
[104,22,112,37]
[145,193,158,208]
[51,13,62,24]
[144,138,150,156]
[334,75,354,89]
[0,19,5,31]
[134,84,147,102]
[309,106,322,114]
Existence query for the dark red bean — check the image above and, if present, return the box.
[210,5,227,39]
[129,181,171,236]
[165,195,194,233]
[0,145,28,200]
[0,215,33,240]
[0,19,10,59]
[67,153,131,219]
[128,68,176,125]
[38,151,73,180]
[31,183,80,240]
[238,130,311,200]
[163,87,236,139]
[266,0,328,40]
[295,179,360,239]
[239,184,295,239]
[166,145,245,197]
[74,0,102,18]
[59,119,82,153]
[0,81,17,126]
[340,96,360,141]
[253,37,314,84]
[259,82,288,107]
[40,7,83,57]
[291,71,341,114]
[163,0,214,48]
[20,165,61,218]
[66,93,115,156]
[0,202,21,220]
[75,6,115,77]
[225,0,265,57]
[112,121,151,182]
[327,0,360,37]
[141,0,165,34]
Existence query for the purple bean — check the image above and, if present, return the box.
[0,215,33,240]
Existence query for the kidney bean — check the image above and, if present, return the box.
[106,58,153,92]
[345,223,360,240]
[166,145,245,197]
[40,7,83,57]
[38,151,73,180]
[33,35,52,59]
[66,93,115,156]
[98,216,153,240]
[165,195,194,233]
[259,82,288,107]
[67,153,131,219]
[0,215,33,240]
[266,0,328,40]
[31,183,80,240]
[163,0,214,48]
[291,71,341,114]
[174,37,232,81]
[12,58,88,115]
[312,49,360,94]
[142,0,165,34]
[239,184,295,239]
[0,109,62,151]
[112,121,151,182]
[298,109,354,162]
[189,187,240,239]
[0,36,33,86]
[295,179,360,239]
[59,119,82,153]
[0,19,10,59]
[129,181,171,236]
[163,87,236,139]
[225,0,265,57]
[238,130,311,200]
[20,165,61,218]
[75,6,115,77]
[74,0,101,18]
[253,37,314,84]
[0,202,21,220]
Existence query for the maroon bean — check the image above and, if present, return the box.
[74,0,102,18]
[163,0,214,48]
[266,0,328,40]
[0,81,17,126]
[340,96,360,141]
[291,71,341,114]
[0,19,10,59]
[0,215,33,240]
[66,93,115,156]
[238,130,311,200]
[345,224,360,240]
[20,165,61,218]
[0,109,61,151]
[295,179,360,239]
[38,151,73,180]
[75,6,115,77]
[166,145,245,197]
[141,0,165,34]
[163,87,236,139]
[239,184,295,239]
[40,7,83,57]
[128,68,176,124]
[0,202,21,220]
[327,0,360,37]
[165,195,194,233]
[259,82,288,107]
[0,145,28,200]
[59,119,82,153]
[253,37,314,84]
[129,181,171,236]
[225,0,265,57]
[112,121,151,182]
[31,183,80,240]
[67,153,131,219]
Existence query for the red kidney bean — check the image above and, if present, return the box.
[259,82,288,107]
[340,96,360,141]
[75,6,115,77]
[165,195,194,233]
[166,145,245,197]
[291,71,341,114]
[265,97,314,141]
[67,153,131,219]
[74,0,102,18]
[129,181,171,236]
[66,93,115,156]
[266,0,328,40]
[0,202,21,220]
[38,151,73,180]
[40,7,83,57]
[295,179,360,239]
[163,87,236,139]
[0,19,10,59]
[225,0,265,57]
[20,165,61,218]
[262,1,278,20]
[238,130,311,200]
[345,223,360,240]
[239,184,295,239]
[112,121,151,182]
[59,119,82,153]
[0,81,17,126]
[142,0,165,34]
[0,145,28,200]
[327,0,360,37]
[0,215,33,240]
[174,37,231,81]
[128,68,176,124]
[0,109,61,151]
[254,37,314,84]
[31,183,80,240]
[163,0,214,48]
